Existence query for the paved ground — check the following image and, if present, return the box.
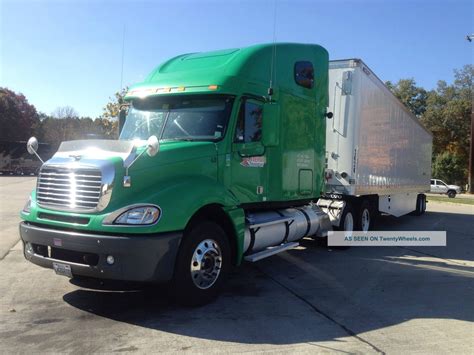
[0,177,36,259]
[1,177,473,353]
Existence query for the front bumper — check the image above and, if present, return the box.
[19,222,182,283]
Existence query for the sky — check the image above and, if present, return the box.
[1,0,472,118]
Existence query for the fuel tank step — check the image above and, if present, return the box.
[244,242,299,262]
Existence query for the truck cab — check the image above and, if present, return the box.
[19,43,332,305]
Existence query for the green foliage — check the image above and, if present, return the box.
[36,116,118,144]
[432,151,467,186]
[421,65,472,184]
[385,78,427,116]
[387,65,472,186]
[102,87,128,119]
[0,88,39,141]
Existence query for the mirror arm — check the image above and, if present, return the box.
[32,151,45,164]
[125,148,148,177]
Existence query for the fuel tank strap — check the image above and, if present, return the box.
[244,226,259,256]
[296,207,311,237]
[275,210,291,244]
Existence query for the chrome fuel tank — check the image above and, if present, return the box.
[243,204,331,254]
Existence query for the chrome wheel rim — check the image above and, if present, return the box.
[190,239,222,290]
[361,208,370,232]
[344,212,354,231]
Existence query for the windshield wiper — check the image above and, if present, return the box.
[159,111,171,140]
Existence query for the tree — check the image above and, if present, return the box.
[421,65,472,184]
[385,78,428,117]
[432,151,467,186]
[0,88,39,141]
[52,106,79,119]
[102,87,128,119]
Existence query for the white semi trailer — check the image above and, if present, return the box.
[318,59,433,232]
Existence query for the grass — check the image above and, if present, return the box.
[427,195,474,206]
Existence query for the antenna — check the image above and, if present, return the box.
[268,0,278,100]
[120,25,126,90]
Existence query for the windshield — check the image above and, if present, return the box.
[119,95,234,142]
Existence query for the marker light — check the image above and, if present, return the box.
[208,85,218,90]
[22,197,32,214]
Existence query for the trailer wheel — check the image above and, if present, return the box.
[359,200,374,232]
[447,190,456,198]
[412,194,426,216]
[420,194,426,214]
[172,221,230,306]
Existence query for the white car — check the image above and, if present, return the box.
[430,179,461,198]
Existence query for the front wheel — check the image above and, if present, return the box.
[172,221,230,306]
[447,190,456,198]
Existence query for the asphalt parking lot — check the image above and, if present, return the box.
[1,177,473,353]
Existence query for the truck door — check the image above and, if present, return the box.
[437,180,448,193]
[229,97,267,204]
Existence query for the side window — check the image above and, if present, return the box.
[294,61,314,89]
[234,100,263,143]
[430,180,434,185]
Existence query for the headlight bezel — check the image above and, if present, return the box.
[102,204,162,226]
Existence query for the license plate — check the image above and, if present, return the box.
[53,262,73,278]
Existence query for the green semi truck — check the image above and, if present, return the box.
[19,43,431,305]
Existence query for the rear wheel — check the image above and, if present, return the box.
[420,194,426,214]
[447,190,456,198]
[172,221,230,306]
[412,194,426,216]
[359,200,374,231]
[340,204,355,232]
[329,204,356,250]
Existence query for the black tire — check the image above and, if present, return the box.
[419,194,426,214]
[412,194,425,216]
[172,221,230,306]
[328,203,356,250]
[447,190,456,198]
[358,200,375,232]
[339,203,356,232]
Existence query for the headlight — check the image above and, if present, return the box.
[22,197,32,214]
[103,205,161,226]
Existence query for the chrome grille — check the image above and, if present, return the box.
[37,166,102,211]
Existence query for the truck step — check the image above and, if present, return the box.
[244,242,299,262]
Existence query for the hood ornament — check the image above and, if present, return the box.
[69,154,82,161]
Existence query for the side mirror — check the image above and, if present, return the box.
[146,135,159,157]
[118,106,127,134]
[326,112,333,119]
[262,103,280,147]
[26,137,44,163]
[27,137,39,155]
[123,135,160,187]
